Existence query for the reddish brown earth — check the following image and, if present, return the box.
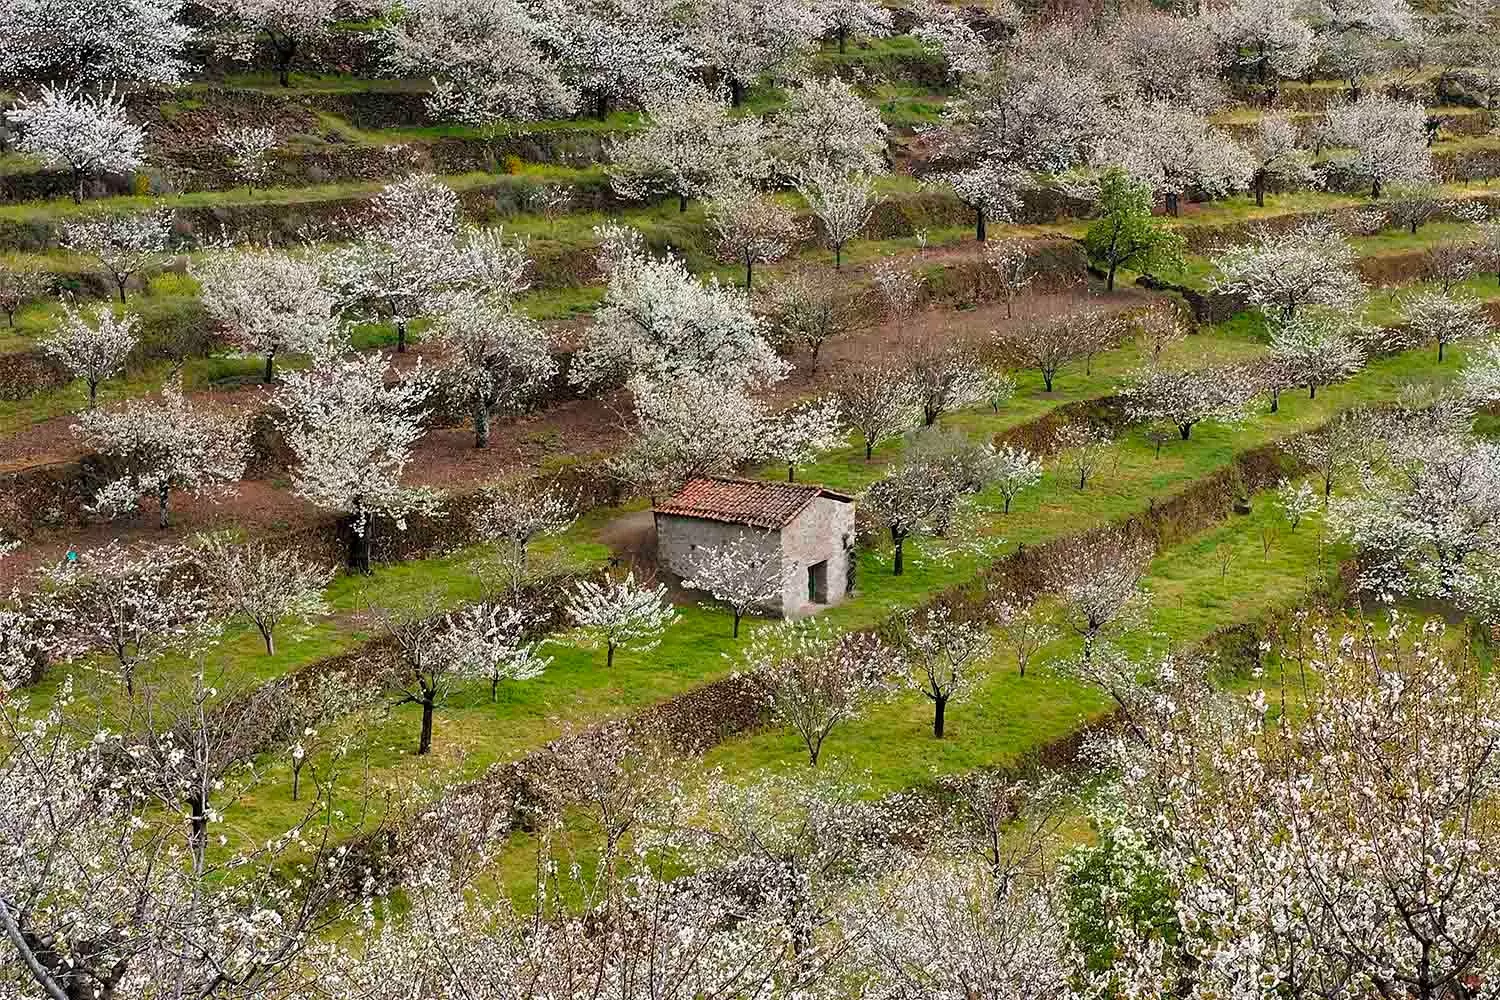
[0,279,1160,585]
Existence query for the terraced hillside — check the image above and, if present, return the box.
[3,0,1500,996]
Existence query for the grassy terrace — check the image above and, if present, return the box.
[28,303,1459,859]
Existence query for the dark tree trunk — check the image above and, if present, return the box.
[733,613,742,638]
[1372,179,1382,199]
[418,697,434,755]
[679,192,688,212]
[933,695,947,738]
[1254,173,1266,207]
[72,168,85,204]
[263,351,276,383]
[1106,262,1118,291]
[838,25,848,52]
[606,642,616,668]
[834,244,842,269]
[292,764,302,801]
[864,437,874,460]
[729,79,745,107]
[116,278,127,304]
[87,379,99,408]
[1165,192,1180,217]
[788,464,795,482]
[260,626,275,656]
[975,207,986,242]
[1042,370,1055,392]
[1309,384,1317,399]
[596,91,609,120]
[1179,423,1192,440]
[157,483,170,530]
[745,255,754,289]
[348,521,372,575]
[891,528,905,576]
[396,320,407,353]
[188,793,208,861]
[1438,339,1445,362]
[1269,388,1280,413]
[474,399,490,448]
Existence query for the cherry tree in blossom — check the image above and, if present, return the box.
[380,0,576,125]
[990,597,1056,677]
[1330,408,1500,601]
[0,0,192,86]
[544,0,692,120]
[278,669,374,799]
[0,682,369,1000]
[770,76,889,176]
[996,310,1103,393]
[427,290,556,447]
[0,261,45,327]
[764,396,845,482]
[609,375,767,499]
[36,540,219,695]
[1246,113,1318,206]
[739,618,894,764]
[573,234,785,390]
[1052,423,1113,491]
[814,0,891,52]
[983,239,1034,319]
[909,0,1003,80]
[1046,527,1153,658]
[864,429,998,574]
[1210,219,1366,320]
[858,854,1072,1000]
[1206,0,1316,88]
[992,443,1043,514]
[203,0,340,87]
[905,341,1003,427]
[835,360,919,460]
[608,84,769,211]
[1277,477,1319,530]
[39,304,138,408]
[215,124,279,191]
[472,478,577,592]
[1094,617,1500,1000]
[565,570,678,668]
[374,598,548,754]
[892,605,992,738]
[1269,307,1371,398]
[325,173,528,353]
[1323,93,1434,198]
[73,375,251,529]
[1401,287,1493,361]
[195,245,342,382]
[4,85,145,203]
[1290,410,1371,498]
[684,0,822,107]
[199,533,333,655]
[1121,363,1255,440]
[1094,101,1252,216]
[680,532,782,636]
[796,163,878,269]
[61,208,176,303]
[759,267,860,367]
[707,182,805,289]
[276,352,440,573]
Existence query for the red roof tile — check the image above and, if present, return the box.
[654,477,853,530]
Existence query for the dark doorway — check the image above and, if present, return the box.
[807,560,828,604]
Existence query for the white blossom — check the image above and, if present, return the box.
[39,304,138,408]
[6,84,145,203]
[565,571,679,667]
[73,375,251,529]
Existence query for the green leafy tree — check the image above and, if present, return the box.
[1084,169,1186,292]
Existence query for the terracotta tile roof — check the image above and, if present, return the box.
[655,477,853,530]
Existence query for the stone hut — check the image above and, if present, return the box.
[653,476,856,618]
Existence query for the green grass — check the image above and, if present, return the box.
[168,317,1473,856]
